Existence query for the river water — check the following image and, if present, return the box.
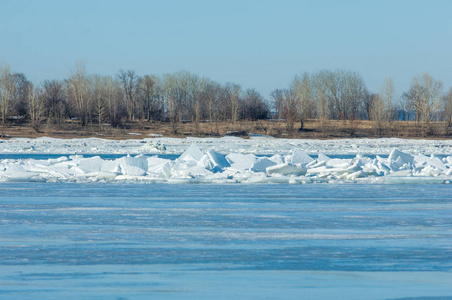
[1,183,451,299]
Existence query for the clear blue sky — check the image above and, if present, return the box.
[1,0,451,99]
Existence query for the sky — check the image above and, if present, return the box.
[1,0,451,99]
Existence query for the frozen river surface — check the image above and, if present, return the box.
[1,183,451,299]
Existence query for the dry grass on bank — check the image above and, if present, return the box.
[0,119,451,140]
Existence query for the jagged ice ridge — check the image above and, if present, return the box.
[1,138,451,184]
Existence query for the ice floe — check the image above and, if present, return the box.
[0,138,451,184]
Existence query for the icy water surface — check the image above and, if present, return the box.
[0,183,451,299]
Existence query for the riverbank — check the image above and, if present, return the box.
[1,119,451,140]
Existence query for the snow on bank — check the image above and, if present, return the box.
[0,137,451,184]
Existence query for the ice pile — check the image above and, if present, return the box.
[0,144,451,184]
[2,136,452,157]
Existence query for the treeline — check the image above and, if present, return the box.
[273,70,452,135]
[0,62,451,136]
[0,62,269,134]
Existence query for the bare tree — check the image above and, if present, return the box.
[270,89,284,120]
[0,64,15,124]
[311,73,329,131]
[403,73,443,134]
[67,61,91,126]
[443,88,452,134]
[282,88,298,131]
[292,72,315,130]
[187,74,207,134]
[150,79,164,122]
[362,91,374,121]
[28,85,45,131]
[368,77,395,136]
[163,73,179,133]
[172,71,190,122]
[225,82,241,124]
[215,85,229,122]
[370,94,385,135]
[241,89,269,121]
[380,76,395,122]
[323,70,342,120]
[343,71,367,121]
[41,80,67,125]
[92,75,108,128]
[205,82,220,134]
[318,70,367,121]
[104,76,124,126]
[117,70,139,121]
[139,75,156,121]
[12,73,32,117]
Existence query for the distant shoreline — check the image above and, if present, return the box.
[1,119,451,141]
